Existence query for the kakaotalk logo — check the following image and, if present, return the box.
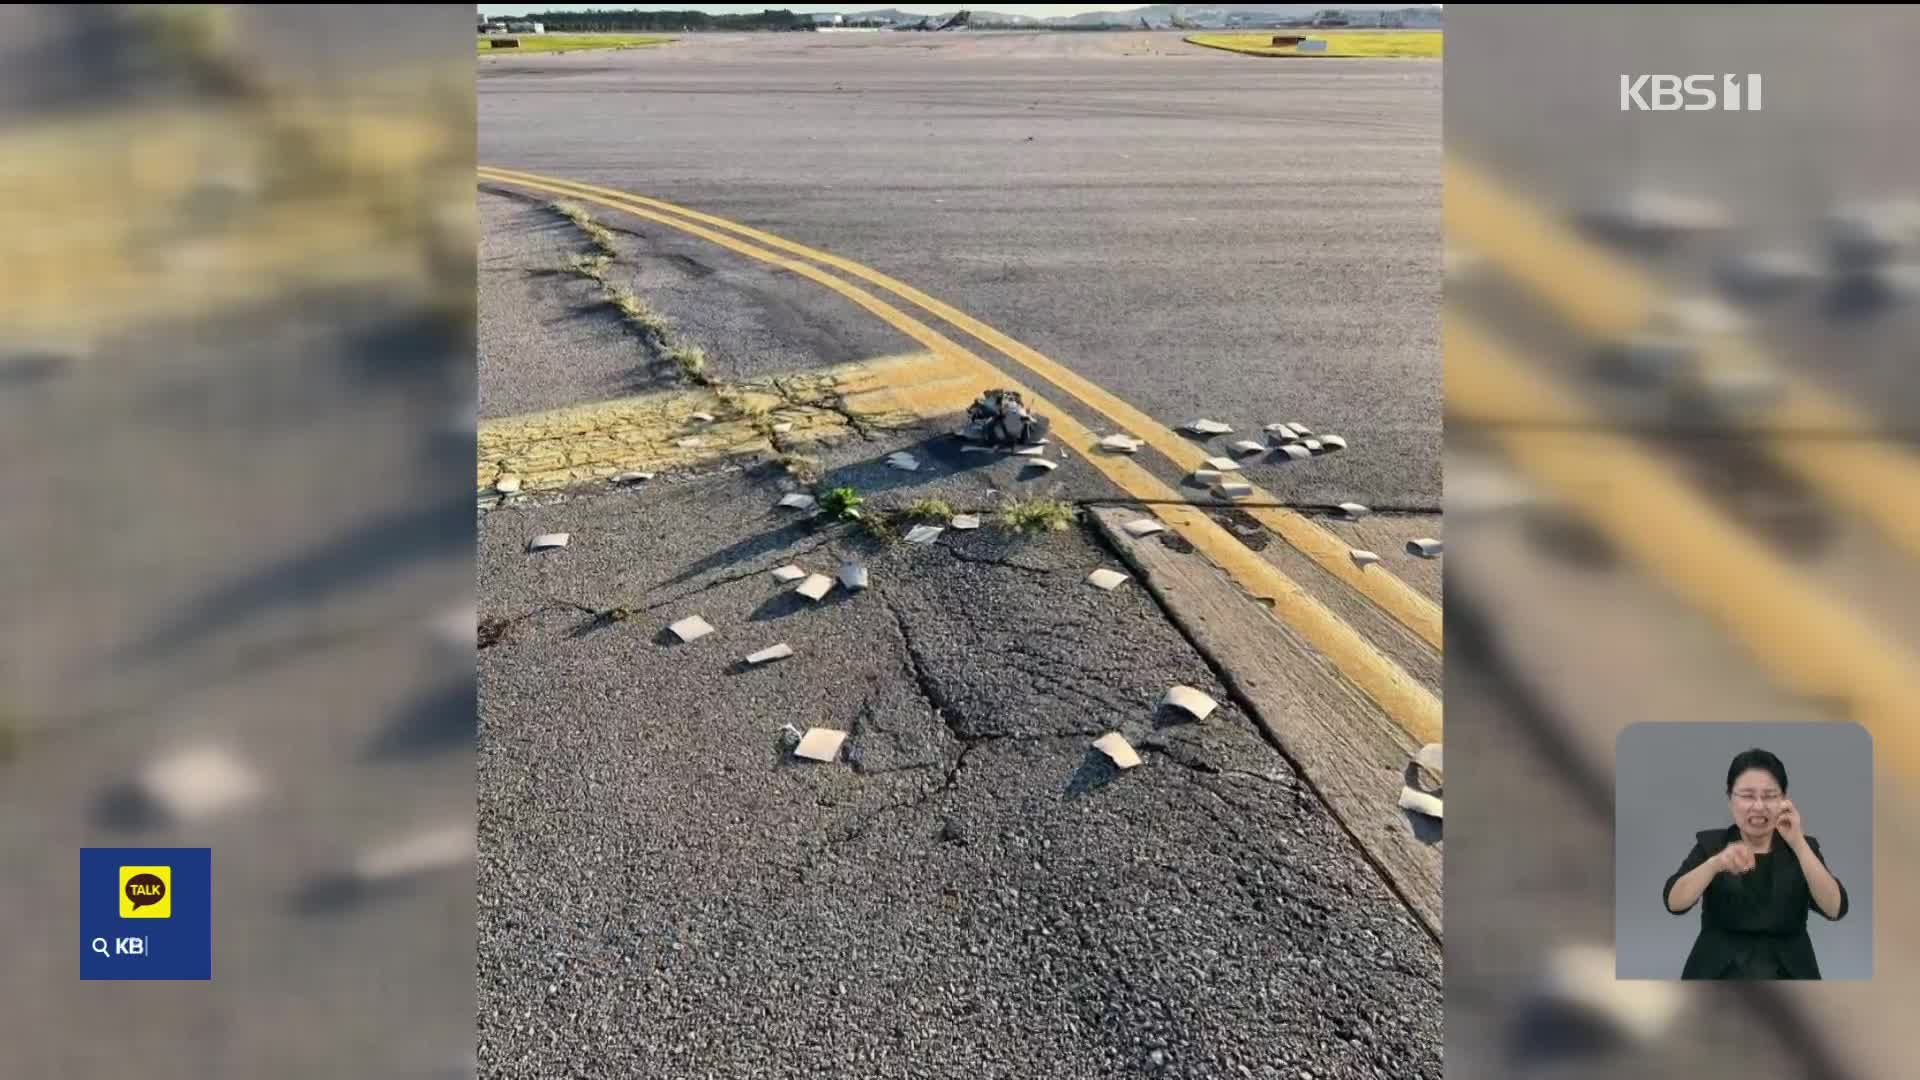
[1620,74,1763,111]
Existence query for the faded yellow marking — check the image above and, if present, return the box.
[1446,155,1920,565]
[479,353,969,493]
[1449,311,1920,774]
[478,169,1441,744]
[479,166,1443,653]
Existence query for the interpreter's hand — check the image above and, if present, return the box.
[1775,799,1804,847]
[1715,841,1757,875]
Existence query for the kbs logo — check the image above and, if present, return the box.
[1620,74,1763,111]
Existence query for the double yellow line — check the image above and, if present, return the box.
[479,165,1441,744]
[1446,157,1920,774]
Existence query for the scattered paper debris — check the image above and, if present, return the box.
[1093,732,1141,769]
[1316,435,1346,453]
[1338,502,1370,519]
[1086,568,1130,591]
[689,412,715,424]
[675,437,705,449]
[839,561,869,591]
[612,471,655,485]
[1415,743,1444,788]
[1162,685,1218,721]
[138,744,263,823]
[1407,538,1443,558]
[1204,456,1241,472]
[778,493,817,511]
[905,524,944,545]
[1123,518,1166,538]
[1183,419,1234,436]
[1192,469,1223,484]
[771,564,808,583]
[746,643,794,666]
[1350,549,1381,568]
[1301,439,1323,453]
[353,823,474,882]
[887,452,920,472]
[794,727,848,763]
[1276,444,1311,461]
[1399,786,1443,819]
[1023,459,1059,472]
[1100,434,1143,453]
[1013,445,1047,457]
[950,514,981,530]
[771,422,795,434]
[1285,422,1313,437]
[1541,945,1686,1044]
[528,533,570,552]
[1264,423,1299,440]
[795,574,835,602]
[1215,480,1254,499]
[668,616,715,642]
[494,475,522,495]
[1229,440,1266,456]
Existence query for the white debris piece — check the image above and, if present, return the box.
[794,727,848,763]
[1162,685,1218,721]
[1183,419,1234,436]
[795,574,835,602]
[528,533,570,552]
[689,412,715,424]
[1350,549,1381,568]
[1276,444,1312,461]
[771,564,808,582]
[1338,502,1371,519]
[1284,422,1313,437]
[1264,423,1299,441]
[1099,434,1143,453]
[353,823,474,882]
[1407,538,1443,559]
[962,445,995,455]
[1086,568,1130,591]
[886,452,920,472]
[839,561,869,592]
[777,493,818,511]
[668,615,715,642]
[746,643,794,666]
[1229,440,1266,456]
[612,471,655,485]
[771,422,795,434]
[1415,742,1444,784]
[1541,945,1687,1044]
[138,744,263,823]
[1316,435,1347,453]
[1013,445,1048,457]
[1192,469,1223,484]
[904,524,944,545]
[1024,459,1059,472]
[1654,295,1747,338]
[1215,480,1254,499]
[950,514,981,530]
[1123,518,1166,538]
[1399,786,1443,819]
[1719,250,1823,297]
[1093,732,1142,769]
[494,475,522,495]
[1301,440,1323,453]
[675,436,706,449]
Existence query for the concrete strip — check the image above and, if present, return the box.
[1089,506,1443,938]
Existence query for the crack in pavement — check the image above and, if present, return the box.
[934,540,1062,579]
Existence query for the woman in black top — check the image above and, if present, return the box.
[1663,748,1849,979]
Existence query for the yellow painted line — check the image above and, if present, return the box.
[478,353,974,493]
[1446,155,1920,565]
[1448,311,1920,773]
[480,169,1441,745]
[480,165,1443,652]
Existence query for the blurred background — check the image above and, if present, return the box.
[0,5,476,1077]
[1446,6,1920,1079]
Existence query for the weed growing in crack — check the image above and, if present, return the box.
[859,510,900,545]
[567,252,611,282]
[1000,495,1076,535]
[666,344,709,384]
[904,498,955,522]
[549,200,619,258]
[819,485,865,521]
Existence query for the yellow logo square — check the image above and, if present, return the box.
[119,865,172,918]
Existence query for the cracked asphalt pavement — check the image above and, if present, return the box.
[478,439,1442,1079]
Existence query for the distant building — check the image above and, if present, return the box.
[811,12,844,25]
[505,21,544,34]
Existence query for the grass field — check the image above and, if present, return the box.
[1184,30,1442,58]
[478,34,675,55]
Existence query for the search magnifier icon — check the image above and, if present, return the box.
[91,937,110,957]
